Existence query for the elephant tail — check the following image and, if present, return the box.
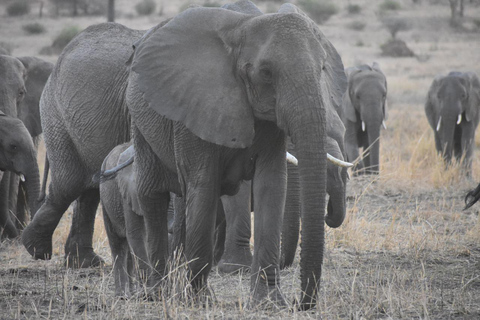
[464,183,480,210]
[91,155,134,185]
[38,153,49,203]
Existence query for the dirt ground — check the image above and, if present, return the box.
[1,0,480,319]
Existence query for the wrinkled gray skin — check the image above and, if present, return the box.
[0,55,51,234]
[127,3,346,309]
[0,112,40,239]
[342,63,387,174]
[425,71,480,175]
[99,143,150,298]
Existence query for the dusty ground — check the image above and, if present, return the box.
[1,0,480,318]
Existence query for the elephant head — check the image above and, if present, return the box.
[425,72,480,164]
[0,55,27,118]
[130,4,346,309]
[343,62,387,173]
[0,112,41,228]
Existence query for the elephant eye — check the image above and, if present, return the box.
[18,89,25,99]
[259,68,273,83]
[10,144,17,151]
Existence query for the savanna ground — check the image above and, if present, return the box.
[1,0,480,318]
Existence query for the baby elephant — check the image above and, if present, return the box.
[342,62,388,174]
[425,71,480,175]
[99,143,149,298]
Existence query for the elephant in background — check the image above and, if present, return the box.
[342,62,388,174]
[126,2,346,309]
[425,71,480,175]
[0,55,52,232]
[0,112,40,239]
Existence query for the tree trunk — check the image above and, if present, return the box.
[107,0,115,22]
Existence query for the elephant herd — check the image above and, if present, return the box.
[1,0,480,311]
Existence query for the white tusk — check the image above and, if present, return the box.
[286,152,298,166]
[327,153,354,168]
[382,120,387,130]
[457,114,462,125]
[436,116,442,132]
[362,121,366,132]
[20,174,25,182]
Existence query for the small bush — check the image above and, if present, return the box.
[347,4,361,14]
[473,18,480,29]
[6,1,30,16]
[355,40,364,47]
[347,20,366,31]
[379,0,401,11]
[298,0,338,24]
[135,0,156,16]
[23,23,46,35]
[382,17,410,38]
[52,26,81,51]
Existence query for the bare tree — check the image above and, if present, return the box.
[449,0,465,26]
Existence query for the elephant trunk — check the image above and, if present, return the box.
[283,92,327,310]
[23,153,41,220]
[438,102,461,163]
[325,178,346,228]
[366,124,381,174]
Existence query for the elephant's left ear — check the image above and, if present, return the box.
[17,57,54,137]
[464,72,480,123]
[278,4,347,117]
[131,8,255,149]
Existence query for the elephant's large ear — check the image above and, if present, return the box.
[278,4,347,120]
[341,67,359,123]
[372,62,388,120]
[17,57,54,137]
[464,72,480,123]
[131,8,254,148]
[425,76,443,130]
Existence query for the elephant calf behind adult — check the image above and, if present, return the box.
[425,71,480,175]
[342,63,388,174]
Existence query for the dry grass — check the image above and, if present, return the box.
[1,0,480,319]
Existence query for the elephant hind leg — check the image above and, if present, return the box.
[64,188,104,268]
[103,207,130,297]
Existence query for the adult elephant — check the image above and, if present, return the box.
[0,112,40,239]
[425,71,480,175]
[126,3,346,309]
[0,55,52,232]
[342,63,388,174]
[21,23,146,267]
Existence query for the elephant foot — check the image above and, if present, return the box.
[64,249,105,268]
[217,249,252,274]
[21,225,53,260]
[248,283,287,310]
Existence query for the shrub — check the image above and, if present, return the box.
[347,4,361,14]
[298,0,338,24]
[382,17,410,38]
[347,20,366,31]
[135,0,156,16]
[379,0,401,11]
[6,1,30,16]
[23,23,46,35]
[52,26,81,51]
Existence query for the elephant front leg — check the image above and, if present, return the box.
[218,181,253,274]
[249,135,287,308]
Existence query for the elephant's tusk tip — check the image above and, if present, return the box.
[19,174,25,182]
[327,153,353,168]
[286,152,298,166]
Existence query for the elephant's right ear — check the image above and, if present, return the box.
[131,8,254,149]
[464,72,480,123]
[425,75,443,130]
[342,89,356,123]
